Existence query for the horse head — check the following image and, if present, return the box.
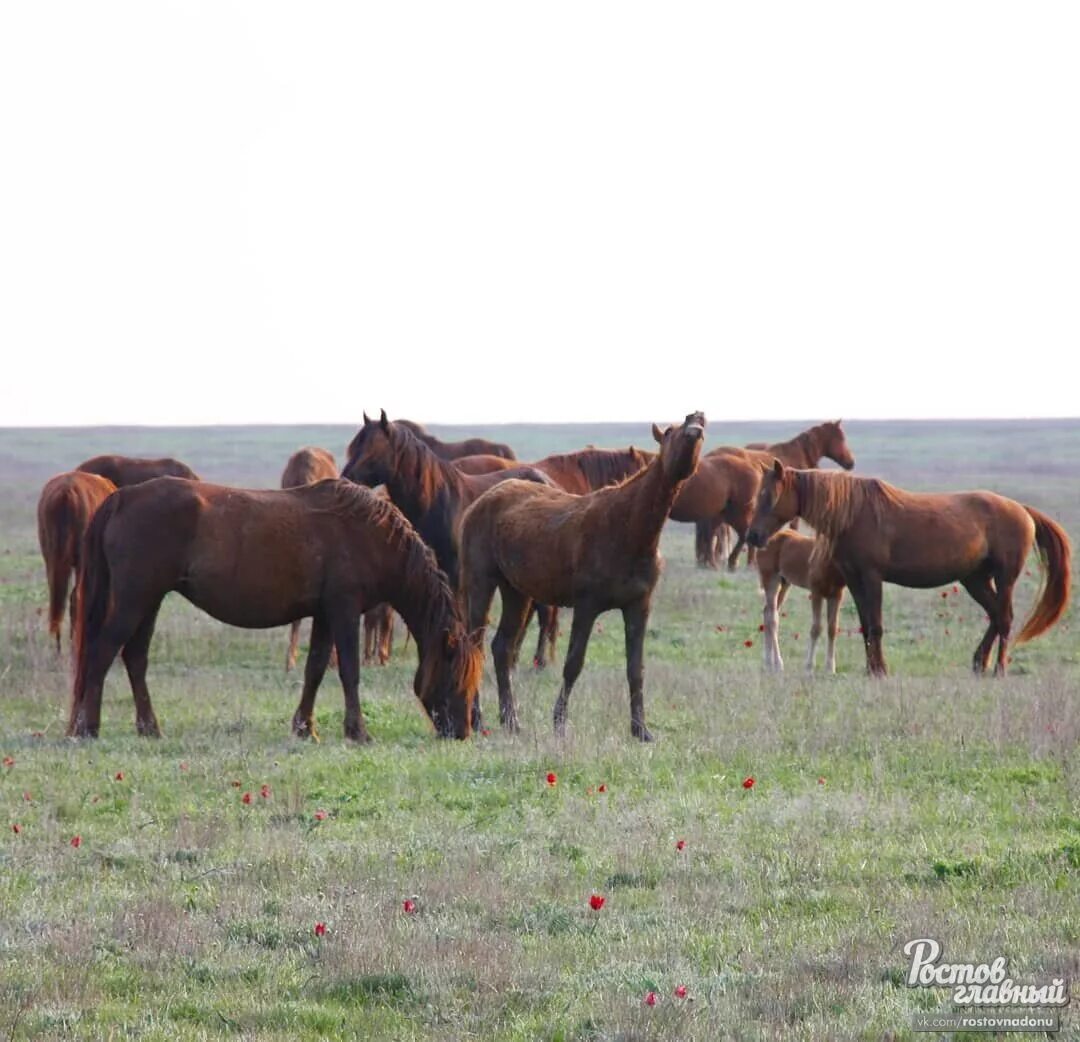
[822,419,855,470]
[414,626,484,739]
[747,459,800,547]
[651,411,706,484]
[341,409,399,487]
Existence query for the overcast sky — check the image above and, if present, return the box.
[2,2,1077,425]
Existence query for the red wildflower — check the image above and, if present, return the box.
[481,728,491,737]
[12,824,21,834]
[598,783,607,793]
[952,585,959,594]
[589,894,606,911]
[644,991,658,1007]
[758,624,765,632]
[241,792,253,805]
[402,899,416,914]
[675,839,686,851]
[314,809,329,822]
[22,792,31,802]
[742,776,755,789]
[260,784,271,799]
[941,591,948,599]
[114,771,124,781]
[674,984,688,999]
[313,922,327,937]
[2,757,13,768]
[70,835,82,848]
[179,761,189,771]
[817,776,826,785]
[743,639,753,648]
[715,625,725,632]
[546,772,557,787]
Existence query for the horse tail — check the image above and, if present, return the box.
[71,494,120,727]
[1015,506,1072,645]
[39,487,79,650]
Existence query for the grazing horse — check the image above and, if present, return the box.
[340,411,552,587]
[747,462,1071,676]
[37,472,117,650]
[395,419,516,461]
[695,421,855,568]
[69,478,481,741]
[77,455,199,485]
[755,529,845,673]
[459,412,705,740]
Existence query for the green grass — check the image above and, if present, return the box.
[0,421,1078,1040]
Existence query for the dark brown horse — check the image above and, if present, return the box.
[747,463,1071,676]
[695,421,855,568]
[395,419,516,461]
[69,478,481,741]
[37,471,116,650]
[340,411,551,588]
[459,412,705,740]
[77,455,199,485]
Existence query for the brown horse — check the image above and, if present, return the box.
[459,412,705,740]
[454,454,520,475]
[77,455,199,485]
[747,463,1071,676]
[363,603,396,665]
[37,472,117,650]
[755,529,845,673]
[340,411,552,588]
[69,478,481,741]
[694,421,855,568]
[281,447,340,671]
[395,419,516,461]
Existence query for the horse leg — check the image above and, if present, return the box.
[552,603,600,737]
[806,592,823,674]
[695,521,715,569]
[623,599,653,741]
[463,572,499,731]
[121,605,163,737]
[844,569,886,676]
[286,620,301,672]
[763,576,783,672]
[991,567,1018,677]
[961,572,999,674]
[290,613,333,741]
[531,604,550,669]
[332,610,370,742]
[825,592,841,674]
[491,585,532,733]
[379,610,393,665]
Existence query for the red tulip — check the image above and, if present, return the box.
[2,756,13,769]
[546,772,557,787]
[757,624,765,632]
[402,899,416,914]
[70,835,82,848]
[241,792,253,805]
[940,591,948,599]
[817,776,826,785]
[598,783,607,793]
[11,824,21,835]
[313,922,327,938]
[114,771,124,781]
[589,894,605,911]
[743,639,753,648]
[674,984,688,999]
[481,728,491,737]
[742,776,755,789]
[260,784,271,799]
[644,991,658,1007]
[314,809,328,822]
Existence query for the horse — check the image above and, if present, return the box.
[77,455,199,485]
[695,421,855,568]
[459,412,705,740]
[754,528,845,673]
[36,472,117,650]
[363,603,396,665]
[746,462,1071,676]
[68,478,482,741]
[395,419,516,461]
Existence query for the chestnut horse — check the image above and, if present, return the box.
[77,455,199,485]
[459,412,705,740]
[755,529,845,673]
[747,463,1071,676]
[395,419,516,461]
[69,478,481,741]
[37,471,116,650]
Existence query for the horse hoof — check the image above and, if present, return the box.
[136,721,162,738]
[345,729,372,744]
[631,725,654,743]
[292,719,320,742]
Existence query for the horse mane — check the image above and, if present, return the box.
[796,470,901,570]
[545,448,645,490]
[386,422,463,506]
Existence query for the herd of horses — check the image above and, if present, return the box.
[36,415,1072,744]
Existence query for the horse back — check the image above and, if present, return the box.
[77,455,200,486]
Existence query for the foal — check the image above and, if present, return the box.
[459,413,705,740]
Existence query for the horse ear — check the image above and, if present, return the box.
[651,423,664,445]
[363,410,371,425]
[772,458,784,479]
[379,409,390,433]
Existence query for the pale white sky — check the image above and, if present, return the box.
[2,2,1077,425]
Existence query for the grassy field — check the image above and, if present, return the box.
[0,420,1077,1041]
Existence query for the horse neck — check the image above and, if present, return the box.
[793,469,843,537]
[773,428,822,468]
[604,456,685,554]
[384,536,459,660]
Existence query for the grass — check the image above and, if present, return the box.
[0,420,1078,1040]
